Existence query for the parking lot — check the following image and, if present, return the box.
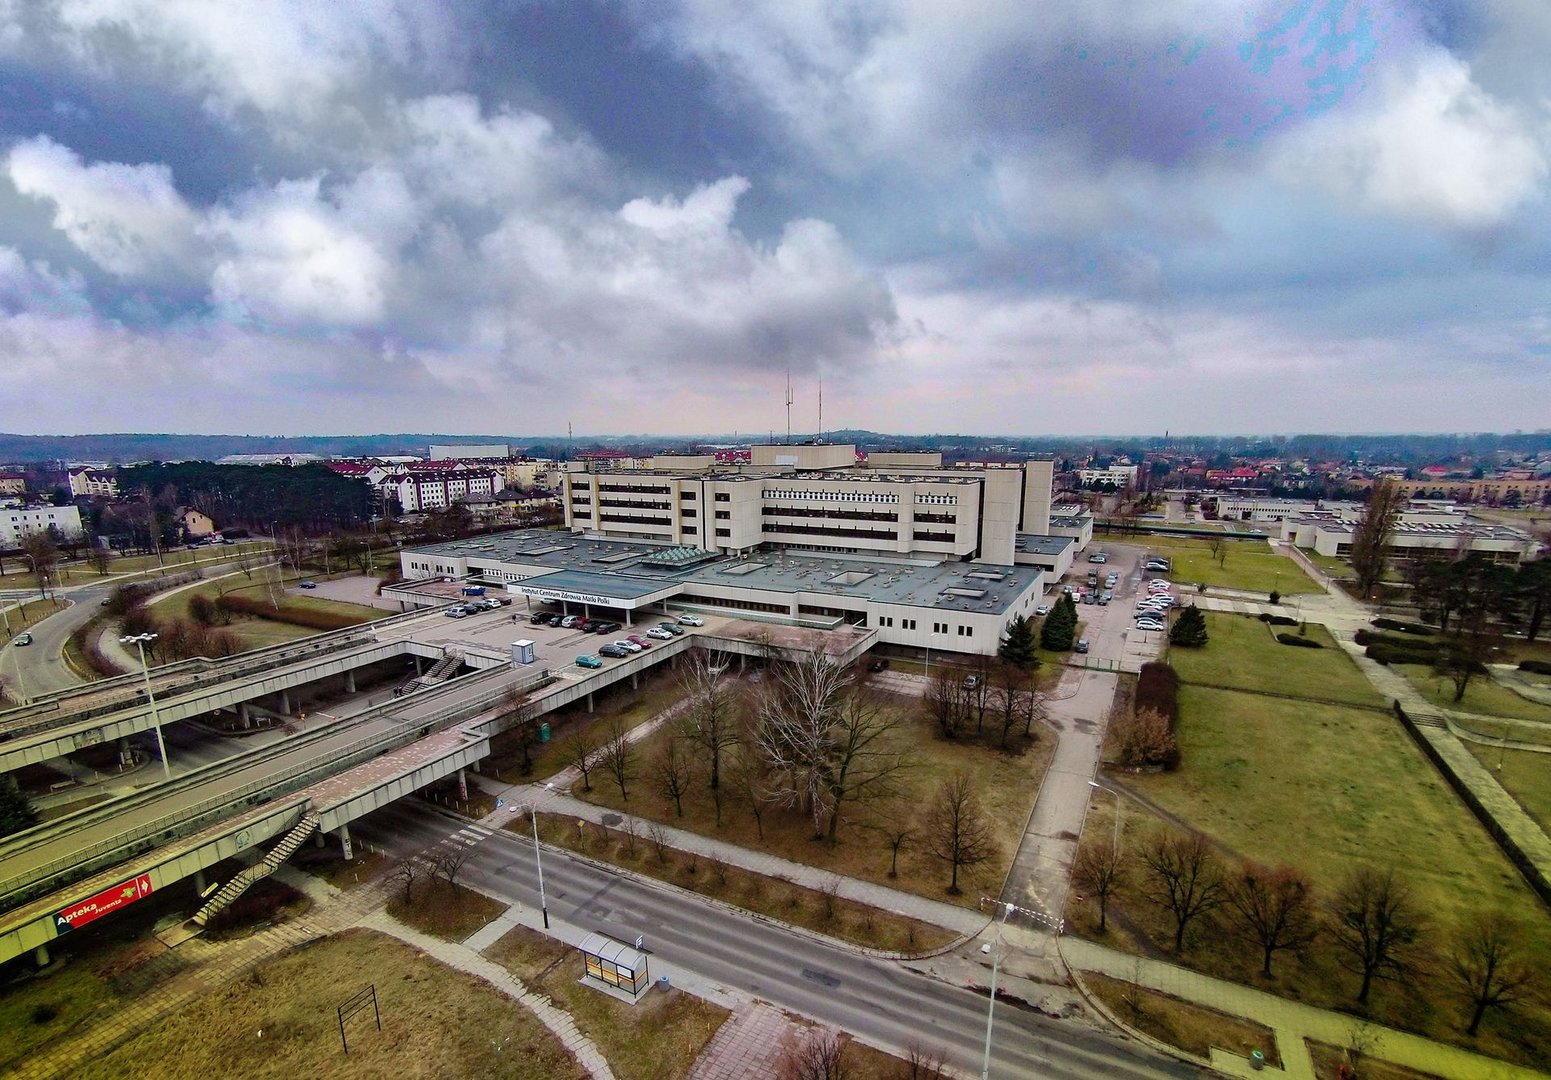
[1062,544,1171,671]
[287,573,401,611]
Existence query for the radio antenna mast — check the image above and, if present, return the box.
[785,368,793,444]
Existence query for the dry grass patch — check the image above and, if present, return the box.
[1462,743,1551,832]
[1085,973,1280,1066]
[486,923,730,1080]
[1396,665,1551,724]
[78,929,587,1080]
[387,879,505,943]
[292,846,389,891]
[1306,1039,1447,1080]
[574,689,1053,908]
[520,813,954,954]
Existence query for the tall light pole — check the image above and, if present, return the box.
[979,897,1061,1079]
[121,633,172,782]
[515,803,550,929]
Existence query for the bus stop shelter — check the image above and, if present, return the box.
[578,932,650,999]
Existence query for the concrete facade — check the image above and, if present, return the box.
[1,504,83,549]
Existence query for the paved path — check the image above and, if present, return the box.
[1063,937,1549,1080]
[686,1001,803,1080]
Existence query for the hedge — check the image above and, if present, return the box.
[1276,633,1323,648]
[1520,660,1551,676]
[1136,661,1180,724]
[1257,613,1298,627]
[1366,642,1442,666]
[215,594,362,630]
[1371,617,1434,636]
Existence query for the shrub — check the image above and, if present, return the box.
[1366,642,1441,666]
[1258,613,1298,627]
[1371,617,1434,636]
[1519,660,1551,676]
[215,594,362,630]
[1112,706,1180,770]
[188,594,219,626]
[1136,662,1180,723]
[1276,633,1323,648]
[1268,590,1281,605]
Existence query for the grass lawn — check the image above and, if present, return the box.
[78,929,588,1080]
[1084,973,1279,1066]
[487,924,730,1080]
[387,879,506,942]
[3,596,65,636]
[1395,665,1551,724]
[522,812,955,954]
[1462,744,1551,832]
[572,690,1054,909]
[149,576,384,650]
[1133,536,1321,596]
[1083,685,1551,1067]
[1306,1042,1445,1080]
[0,545,279,591]
[1168,613,1384,708]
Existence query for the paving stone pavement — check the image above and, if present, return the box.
[686,1000,803,1080]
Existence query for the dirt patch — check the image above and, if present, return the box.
[1086,972,1280,1067]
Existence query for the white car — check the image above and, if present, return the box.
[1146,582,1172,593]
[677,614,705,627]
[612,639,643,653]
[645,627,674,640]
[1135,619,1166,632]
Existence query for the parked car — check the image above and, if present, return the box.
[677,614,704,627]
[579,619,601,633]
[575,654,603,669]
[613,639,642,653]
[1074,639,1089,653]
[542,613,563,626]
[645,627,674,640]
[530,611,551,625]
[13,632,32,646]
[1035,604,1050,617]
[963,674,982,690]
[482,597,502,610]
[598,644,630,658]
[445,609,466,619]
[462,603,484,615]
[560,615,582,629]
[1136,619,1166,632]
[298,580,317,589]
[1082,592,1096,604]
[627,634,651,649]
[594,621,622,634]
[1097,593,1110,605]
[657,622,684,635]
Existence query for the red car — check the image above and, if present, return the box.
[627,634,651,649]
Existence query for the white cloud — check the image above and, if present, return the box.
[1275,49,1549,229]
[6,135,201,278]
[0,245,91,317]
[205,177,400,326]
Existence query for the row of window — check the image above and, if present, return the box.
[876,614,972,636]
[598,497,671,510]
[764,488,901,504]
[761,506,898,523]
[596,483,671,495]
[599,513,671,527]
[761,523,896,541]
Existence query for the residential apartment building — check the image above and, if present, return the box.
[67,468,118,498]
[0,474,25,497]
[384,469,500,513]
[2,505,84,549]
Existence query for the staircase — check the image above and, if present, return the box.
[191,811,320,927]
[392,648,464,698]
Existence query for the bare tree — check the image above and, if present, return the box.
[647,821,670,863]
[924,667,971,740]
[818,874,843,924]
[1139,831,1227,953]
[1073,842,1127,934]
[433,843,472,890]
[678,650,740,790]
[599,717,636,801]
[390,857,422,905]
[921,773,996,895]
[1350,478,1405,598]
[728,745,774,840]
[561,727,600,792]
[877,808,916,879]
[1329,866,1424,1006]
[902,1040,958,1079]
[1111,707,1178,770]
[1446,912,1533,1036]
[499,686,540,775]
[650,737,696,817]
[20,530,58,599]
[777,1028,848,1080]
[990,664,1038,749]
[754,652,912,843]
[1227,864,1319,978]
[87,540,113,576]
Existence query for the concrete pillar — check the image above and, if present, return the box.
[631,672,639,691]
[33,944,49,968]
[415,656,424,675]
[740,653,747,673]
[238,702,253,729]
[586,692,594,714]
[278,689,292,716]
[624,610,632,627]
[457,768,468,800]
[345,669,357,694]
[118,737,133,766]
[194,869,207,896]
[338,824,354,861]
[314,829,327,848]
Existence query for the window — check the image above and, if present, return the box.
[714,493,730,502]
[902,618,916,630]
[715,528,730,538]
[715,510,730,520]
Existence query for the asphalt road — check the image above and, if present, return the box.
[2,585,111,700]
[353,800,1203,1080]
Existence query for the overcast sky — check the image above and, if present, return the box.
[1,1,1548,438]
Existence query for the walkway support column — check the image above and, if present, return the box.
[278,689,292,716]
[33,944,49,968]
[457,768,468,800]
[586,692,594,714]
[338,824,354,861]
[194,869,207,896]
[118,737,133,766]
[345,670,357,694]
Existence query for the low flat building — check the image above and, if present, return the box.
[396,529,1046,656]
[1280,510,1539,564]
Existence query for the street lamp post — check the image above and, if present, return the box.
[121,633,172,782]
[515,803,550,928]
[978,897,1061,1079]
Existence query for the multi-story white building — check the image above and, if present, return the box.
[427,443,509,461]
[384,469,500,513]
[562,444,1065,569]
[67,468,118,498]
[1076,464,1139,488]
[2,505,84,549]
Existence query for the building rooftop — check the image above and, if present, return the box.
[1015,534,1074,556]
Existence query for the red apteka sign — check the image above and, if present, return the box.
[53,874,154,934]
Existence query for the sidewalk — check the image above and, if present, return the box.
[1063,936,1550,1080]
